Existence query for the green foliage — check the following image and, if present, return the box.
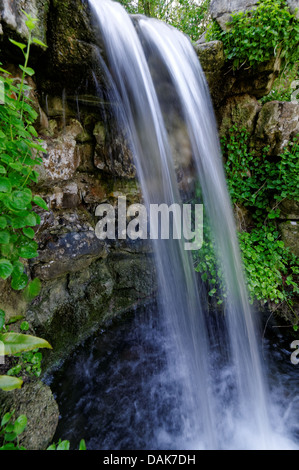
[193,127,299,309]
[223,127,299,222]
[0,12,47,294]
[47,439,86,450]
[206,0,299,70]
[117,0,211,41]
[7,349,44,379]
[0,11,50,392]
[223,127,299,305]
[0,411,27,450]
[238,226,299,304]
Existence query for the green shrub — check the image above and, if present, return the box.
[193,127,299,312]
[206,0,299,70]
[0,11,51,392]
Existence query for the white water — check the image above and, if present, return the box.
[88,0,298,450]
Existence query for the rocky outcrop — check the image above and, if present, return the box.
[210,0,298,29]
[218,94,261,137]
[254,101,299,155]
[0,0,49,44]
[210,0,258,30]
[0,380,59,450]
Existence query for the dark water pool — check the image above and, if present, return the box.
[46,306,299,450]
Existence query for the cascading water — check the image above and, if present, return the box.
[81,0,298,450]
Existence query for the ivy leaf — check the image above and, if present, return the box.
[19,241,38,259]
[11,273,28,291]
[0,177,12,193]
[24,278,41,300]
[0,259,13,280]
[0,231,10,244]
[32,195,48,211]
[13,415,27,436]
[11,190,32,211]
[23,227,35,239]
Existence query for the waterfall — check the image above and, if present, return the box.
[88,0,296,450]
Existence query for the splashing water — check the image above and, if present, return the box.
[85,0,298,450]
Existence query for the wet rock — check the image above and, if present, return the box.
[219,94,261,138]
[0,380,59,450]
[254,101,299,155]
[33,229,106,281]
[279,221,299,257]
[94,121,136,179]
[279,200,299,220]
[40,120,83,181]
[26,252,156,369]
[230,54,281,98]
[194,40,229,106]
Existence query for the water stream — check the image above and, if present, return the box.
[48,0,299,450]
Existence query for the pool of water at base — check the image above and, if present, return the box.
[46,305,299,450]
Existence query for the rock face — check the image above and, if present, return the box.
[210,0,298,29]
[254,101,299,155]
[210,0,259,30]
[0,0,49,44]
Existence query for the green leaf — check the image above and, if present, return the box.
[57,440,70,451]
[24,278,41,300]
[79,439,86,450]
[0,177,12,193]
[23,227,35,239]
[24,213,37,227]
[0,375,23,391]
[47,444,57,450]
[13,415,27,436]
[0,332,52,355]
[11,190,32,211]
[1,412,13,427]
[11,273,28,291]
[6,315,24,326]
[19,65,35,77]
[0,259,13,280]
[0,231,10,244]
[19,241,38,259]
[0,309,5,330]
[32,37,47,48]
[20,321,29,332]
[33,195,48,211]
[9,39,27,51]
[0,217,7,229]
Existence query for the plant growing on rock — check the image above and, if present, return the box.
[206,0,299,70]
[0,11,51,391]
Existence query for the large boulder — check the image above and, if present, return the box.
[209,0,258,30]
[0,380,59,450]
